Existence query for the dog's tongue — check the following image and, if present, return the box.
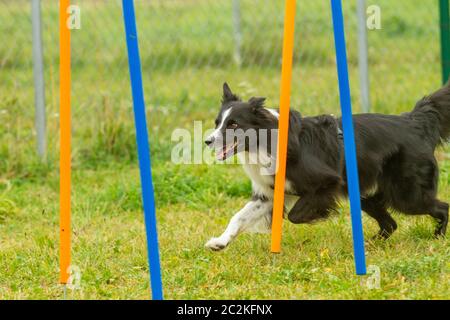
[216,148,226,160]
[216,142,236,160]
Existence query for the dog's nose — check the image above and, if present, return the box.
[205,137,214,146]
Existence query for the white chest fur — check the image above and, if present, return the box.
[238,152,299,211]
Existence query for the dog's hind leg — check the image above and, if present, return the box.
[361,194,397,239]
[429,200,448,237]
[205,199,272,251]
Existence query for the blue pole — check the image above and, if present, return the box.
[330,0,367,275]
[122,0,164,299]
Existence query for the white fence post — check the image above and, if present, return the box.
[357,0,371,113]
[32,0,47,160]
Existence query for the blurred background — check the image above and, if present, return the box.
[0,0,445,177]
[1,0,449,299]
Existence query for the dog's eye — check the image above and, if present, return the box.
[227,122,238,129]
[214,119,220,127]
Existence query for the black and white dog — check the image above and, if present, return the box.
[204,82,449,251]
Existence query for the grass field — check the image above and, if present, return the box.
[0,0,449,299]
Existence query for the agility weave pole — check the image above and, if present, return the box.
[59,0,71,288]
[271,0,366,275]
[331,0,366,275]
[122,0,164,300]
[271,0,297,253]
[440,0,450,84]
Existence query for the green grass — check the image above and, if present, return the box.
[0,0,449,299]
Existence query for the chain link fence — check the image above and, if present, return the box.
[0,0,445,177]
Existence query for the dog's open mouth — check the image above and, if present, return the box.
[216,141,238,161]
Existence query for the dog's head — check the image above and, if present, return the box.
[205,83,278,161]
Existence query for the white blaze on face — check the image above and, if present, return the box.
[207,107,232,143]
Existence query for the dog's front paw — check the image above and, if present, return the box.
[205,237,228,251]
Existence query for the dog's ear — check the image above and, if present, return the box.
[248,97,266,111]
[222,82,240,103]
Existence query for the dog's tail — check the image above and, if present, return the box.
[412,80,450,144]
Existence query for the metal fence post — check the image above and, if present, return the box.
[440,0,450,84]
[232,0,242,67]
[357,0,370,113]
[32,0,47,160]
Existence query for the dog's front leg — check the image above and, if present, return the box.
[205,200,272,251]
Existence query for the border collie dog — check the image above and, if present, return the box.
[204,82,449,251]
